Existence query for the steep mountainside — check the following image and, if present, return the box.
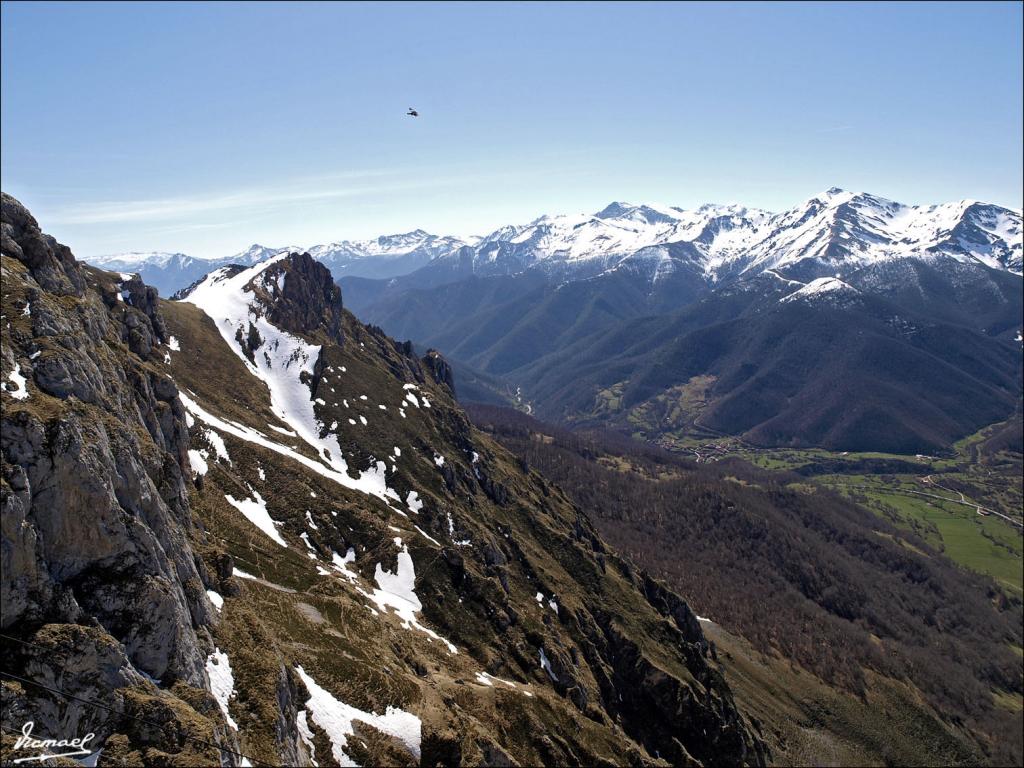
[2,193,766,767]
[1,194,228,763]
[467,404,1024,766]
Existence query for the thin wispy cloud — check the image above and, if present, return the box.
[44,169,424,226]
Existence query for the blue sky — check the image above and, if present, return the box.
[2,1,1021,258]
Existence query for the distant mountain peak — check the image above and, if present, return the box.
[595,201,636,219]
[87,250,193,268]
[230,243,303,264]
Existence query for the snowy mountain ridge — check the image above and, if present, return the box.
[89,231,475,294]
[86,188,1022,298]
[87,250,194,269]
[448,188,1022,281]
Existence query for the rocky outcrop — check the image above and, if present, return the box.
[583,610,765,767]
[423,348,456,392]
[257,253,345,342]
[1,192,85,296]
[2,195,227,759]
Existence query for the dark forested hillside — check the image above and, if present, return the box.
[346,256,1022,455]
[467,404,1024,765]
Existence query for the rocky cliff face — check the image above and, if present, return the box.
[259,254,346,342]
[1,192,234,763]
[2,194,766,766]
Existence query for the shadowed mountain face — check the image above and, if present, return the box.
[508,269,1022,454]
[2,193,768,767]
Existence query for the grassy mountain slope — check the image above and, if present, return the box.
[159,258,768,766]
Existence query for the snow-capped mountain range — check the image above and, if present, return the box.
[87,231,476,296]
[443,188,1021,283]
[85,188,1022,297]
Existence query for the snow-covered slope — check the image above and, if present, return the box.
[731,189,1023,278]
[460,201,771,280]
[228,243,303,265]
[311,229,470,260]
[779,276,861,306]
[180,256,403,508]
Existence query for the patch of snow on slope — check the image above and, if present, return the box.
[225,489,287,547]
[362,542,457,653]
[188,449,209,476]
[296,710,319,767]
[206,648,239,730]
[780,276,859,304]
[181,259,401,508]
[539,647,557,682]
[406,491,423,514]
[204,428,231,464]
[206,589,224,611]
[475,672,529,694]
[330,548,359,581]
[300,532,318,559]
[413,525,441,547]
[295,665,421,766]
[6,363,29,400]
[179,392,399,511]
